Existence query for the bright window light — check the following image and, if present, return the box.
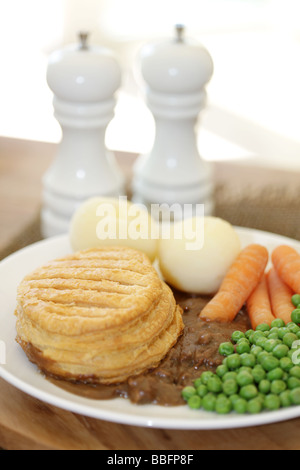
[0,0,300,170]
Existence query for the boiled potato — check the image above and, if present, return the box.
[158,216,241,294]
[70,197,159,262]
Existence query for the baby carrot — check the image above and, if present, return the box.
[267,267,294,324]
[200,244,269,323]
[272,245,300,294]
[246,274,275,329]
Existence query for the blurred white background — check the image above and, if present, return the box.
[0,0,300,169]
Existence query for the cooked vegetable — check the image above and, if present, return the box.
[182,320,300,415]
[267,268,294,324]
[246,274,275,329]
[200,244,269,323]
[292,294,300,308]
[272,245,300,294]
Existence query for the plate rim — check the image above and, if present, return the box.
[1,226,300,430]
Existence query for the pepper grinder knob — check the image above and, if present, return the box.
[132,25,214,217]
[41,32,125,238]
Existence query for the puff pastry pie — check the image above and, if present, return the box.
[15,246,183,384]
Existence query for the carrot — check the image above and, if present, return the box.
[246,274,275,329]
[267,267,294,324]
[199,244,269,322]
[272,245,300,294]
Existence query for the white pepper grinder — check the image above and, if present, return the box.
[132,25,214,217]
[41,32,125,238]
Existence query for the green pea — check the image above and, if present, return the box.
[269,327,280,335]
[256,323,270,333]
[234,398,248,414]
[264,339,281,352]
[267,368,284,381]
[261,355,280,372]
[227,354,242,370]
[245,329,254,339]
[268,332,279,340]
[247,398,263,414]
[215,396,232,415]
[280,390,292,408]
[238,366,252,374]
[282,372,289,381]
[219,342,235,357]
[291,309,300,324]
[264,394,281,411]
[290,388,300,405]
[292,294,300,308]
[222,379,238,397]
[287,323,300,334]
[283,333,298,348]
[236,342,251,354]
[280,357,294,372]
[216,364,229,379]
[271,318,286,329]
[223,371,238,382]
[257,392,266,405]
[255,336,268,349]
[207,377,223,394]
[257,351,271,364]
[240,385,258,400]
[196,384,208,398]
[278,327,289,340]
[187,395,202,409]
[289,366,300,379]
[236,371,254,387]
[200,371,215,385]
[193,377,202,388]
[271,380,287,395]
[202,393,217,412]
[287,377,300,390]
[297,331,300,339]
[272,344,289,359]
[251,345,263,357]
[248,332,257,345]
[240,353,256,368]
[252,331,266,344]
[259,380,271,395]
[182,386,196,400]
[229,394,240,406]
[231,331,245,343]
[222,357,229,368]
[252,366,266,383]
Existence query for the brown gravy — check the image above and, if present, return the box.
[47,290,251,406]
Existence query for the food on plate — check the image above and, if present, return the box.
[182,318,300,414]
[200,244,269,323]
[15,246,183,384]
[13,214,300,413]
[246,274,275,329]
[158,216,241,294]
[267,268,294,325]
[47,291,251,406]
[272,245,300,294]
[70,197,158,262]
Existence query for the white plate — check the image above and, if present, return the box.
[0,227,300,430]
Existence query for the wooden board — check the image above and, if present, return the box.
[0,378,300,450]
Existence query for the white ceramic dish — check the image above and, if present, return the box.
[0,227,300,430]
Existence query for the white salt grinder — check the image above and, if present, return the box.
[132,25,214,217]
[41,32,125,238]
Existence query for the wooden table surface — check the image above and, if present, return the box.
[1,136,300,450]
